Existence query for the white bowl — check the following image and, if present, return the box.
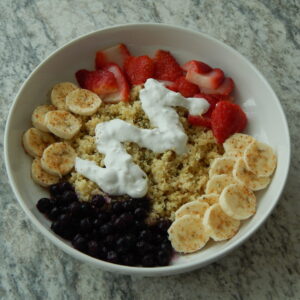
[4,24,290,276]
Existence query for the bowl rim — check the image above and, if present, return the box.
[4,23,291,276]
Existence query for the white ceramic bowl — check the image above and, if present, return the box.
[4,24,290,276]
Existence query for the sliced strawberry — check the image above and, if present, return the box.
[124,55,154,85]
[103,63,130,102]
[75,69,119,95]
[153,50,183,81]
[211,101,247,143]
[187,115,211,128]
[200,77,235,96]
[194,94,220,117]
[186,68,224,90]
[95,43,131,69]
[182,60,212,74]
[168,76,200,97]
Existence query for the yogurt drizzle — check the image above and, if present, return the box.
[75,79,209,198]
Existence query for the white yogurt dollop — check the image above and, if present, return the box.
[75,79,209,198]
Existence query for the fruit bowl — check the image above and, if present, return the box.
[4,24,290,276]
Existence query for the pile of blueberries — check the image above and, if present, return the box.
[36,182,173,267]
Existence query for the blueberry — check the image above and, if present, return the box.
[134,207,147,220]
[98,245,109,259]
[138,229,152,242]
[68,201,81,218]
[59,182,74,192]
[116,235,135,252]
[131,197,149,210]
[141,254,155,267]
[110,214,118,223]
[91,195,106,208]
[136,241,153,255]
[106,251,119,263]
[114,212,133,231]
[51,220,75,240]
[157,250,171,266]
[48,207,61,221]
[99,223,113,236]
[103,234,116,248]
[79,218,92,234]
[88,240,100,257]
[152,233,164,244]
[58,213,72,223]
[121,253,135,266]
[36,198,53,214]
[122,200,133,212]
[160,240,173,254]
[132,219,146,231]
[72,234,87,252]
[112,201,124,214]
[97,212,110,224]
[80,203,92,217]
[156,219,171,233]
[62,191,78,205]
[49,184,61,197]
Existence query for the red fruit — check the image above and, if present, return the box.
[75,69,119,95]
[182,60,212,74]
[153,50,183,81]
[200,77,235,96]
[124,55,154,85]
[95,43,131,69]
[102,63,130,102]
[194,94,220,117]
[187,115,211,128]
[170,77,200,97]
[211,101,247,143]
[186,68,225,90]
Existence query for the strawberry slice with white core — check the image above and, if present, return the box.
[103,63,130,103]
[186,68,225,90]
[182,60,212,74]
[200,77,235,96]
[95,43,131,69]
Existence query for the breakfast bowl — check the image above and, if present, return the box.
[4,23,290,276]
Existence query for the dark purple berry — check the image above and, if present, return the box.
[97,212,110,224]
[91,195,106,208]
[121,253,135,266]
[106,251,118,263]
[68,201,81,218]
[62,191,78,205]
[156,219,171,233]
[36,198,53,214]
[139,229,152,242]
[98,245,109,259]
[152,233,164,244]
[79,218,92,234]
[134,207,147,220]
[116,235,135,252]
[48,207,61,221]
[160,241,173,254]
[103,234,116,248]
[49,184,61,197]
[133,219,146,231]
[80,203,92,217]
[157,250,171,266]
[59,182,74,192]
[136,241,154,255]
[99,223,113,236]
[58,213,71,223]
[72,234,87,252]
[131,197,149,210]
[112,201,124,214]
[110,214,118,223]
[122,200,133,212]
[88,240,100,257]
[141,254,155,267]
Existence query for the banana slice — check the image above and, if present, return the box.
[66,89,102,116]
[31,158,60,187]
[244,140,277,177]
[205,174,237,195]
[203,203,240,241]
[175,201,209,219]
[51,82,78,110]
[168,215,209,253]
[223,133,255,158]
[23,128,56,158]
[45,110,81,140]
[233,158,270,191]
[209,157,236,178]
[219,183,256,220]
[32,104,56,132]
[41,142,76,177]
[198,193,219,206]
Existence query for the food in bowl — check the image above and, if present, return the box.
[21,43,277,266]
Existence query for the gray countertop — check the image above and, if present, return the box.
[0,0,299,299]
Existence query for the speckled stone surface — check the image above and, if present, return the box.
[0,0,299,299]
